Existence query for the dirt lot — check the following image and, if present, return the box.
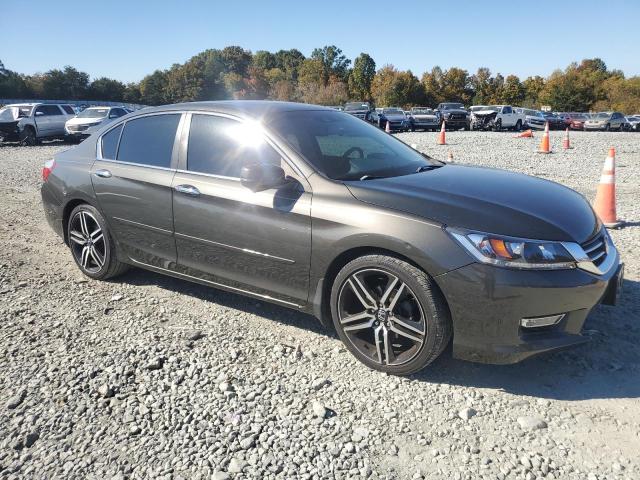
[1,131,639,479]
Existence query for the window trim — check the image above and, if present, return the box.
[96,111,185,171]
[177,111,306,181]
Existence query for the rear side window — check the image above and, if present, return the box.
[101,124,123,160]
[36,105,63,116]
[61,105,75,115]
[117,114,180,168]
[187,114,281,177]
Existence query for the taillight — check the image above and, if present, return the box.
[42,159,56,182]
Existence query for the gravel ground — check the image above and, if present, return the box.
[1,131,639,480]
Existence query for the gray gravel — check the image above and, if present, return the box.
[1,133,639,479]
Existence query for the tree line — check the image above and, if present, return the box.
[1,49,639,113]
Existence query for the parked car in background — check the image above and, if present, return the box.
[625,115,640,131]
[370,107,410,131]
[344,102,371,121]
[584,112,627,131]
[542,112,565,130]
[515,108,546,130]
[41,101,623,374]
[554,112,572,128]
[408,107,440,131]
[566,113,590,130]
[65,106,130,142]
[469,105,524,131]
[436,103,469,130]
[0,102,75,145]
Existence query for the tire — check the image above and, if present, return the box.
[515,120,522,131]
[605,123,610,132]
[67,204,128,280]
[464,123,470,131]
[493,119,502,132]
[330,255,452,375]
[20,127,37,146]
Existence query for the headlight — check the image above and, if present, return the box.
[448,228,576,270]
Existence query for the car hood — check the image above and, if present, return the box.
[472,109,498,117]
[412,114,438,119]
[384,113,406,120]
[345,164,599,243]
[66,117,105,126]
[442,109,467,115]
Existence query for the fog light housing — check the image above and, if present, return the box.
[520,314,565,328]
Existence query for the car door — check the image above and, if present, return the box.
[33,105,54,136]
[48,105,68,135]
[91,112,184,266]
[171,112,312,307]
[502,106,514,126]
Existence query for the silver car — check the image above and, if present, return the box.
[408,107,440,131]
[584,111,626,131]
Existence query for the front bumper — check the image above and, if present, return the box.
[435,249,621,364]
[584,124,606,131]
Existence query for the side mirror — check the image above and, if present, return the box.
[35,111,45,116]
[240,162,287,192]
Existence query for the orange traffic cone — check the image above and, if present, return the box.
[385,120,391,133]
[537,122,551,153]
[562,128,572,149]
[593,148,623,228]
[514,129,533,138]
[437,121,446,145]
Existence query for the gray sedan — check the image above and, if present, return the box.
[41,101,623,374]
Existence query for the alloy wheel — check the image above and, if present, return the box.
[337,268,426,366]
[69,211,105,273]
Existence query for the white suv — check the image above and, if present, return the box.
[0,103,76,145]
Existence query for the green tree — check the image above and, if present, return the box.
[274,49,305,81]
[501,75,525,105]
[252,51,277,70]
[221,46,252,77]
[372,65,425,108]
[88,77,126,101]
[470,67,493,105]
[40,66,89,99]
[348,53,376,101]
[310,45,351,84]
[139,69,169,105]
[522,76,545,108]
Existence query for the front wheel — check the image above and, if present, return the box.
[605,123,610,131]
[20,127,37,146]
[515,120,522,131]
[67,204,128,280]
[330,255,452,375]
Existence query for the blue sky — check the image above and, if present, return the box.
[2,0,638,82]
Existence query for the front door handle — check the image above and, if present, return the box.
[94,169,112,178]
[174,184,200,196]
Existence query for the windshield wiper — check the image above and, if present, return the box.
[415,164,443,173]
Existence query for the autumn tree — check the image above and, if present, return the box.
[348,53,376,101]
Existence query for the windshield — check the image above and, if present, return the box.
[412,108,434,114]
[571,114,588,120]
[78,108,109,118]
[595,112,610,119]
[383,108,403,115]
[344,102,369,111]
[441,103,464,110]
[268,110,436,181]
[0,105,33,118]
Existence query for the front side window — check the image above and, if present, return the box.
[101,124,123,160]
[187,114,281,177]
[117,114,180,168]
[503,106,512,114]
[269,110,435,181]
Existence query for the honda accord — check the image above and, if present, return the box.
[41,101,623,375]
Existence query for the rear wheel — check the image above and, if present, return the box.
[67,204,128,280]
[515,120,522,131]
[605,123,610,131]
[330,255,452,375]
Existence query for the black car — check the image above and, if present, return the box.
[436,102,469,130]
[343,102,371,121]
[542,112,566,130]
[41,101,623,375]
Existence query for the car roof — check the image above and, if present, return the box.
[136,100,333,121]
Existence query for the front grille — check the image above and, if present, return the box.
[68,124,89,132]
[581,230,607,266]
[449,114,465,120]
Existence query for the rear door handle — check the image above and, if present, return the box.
[174,184,200,196]
[94,169,112,178]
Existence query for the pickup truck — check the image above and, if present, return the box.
[436,102,469,130]
[469,105,524,131]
